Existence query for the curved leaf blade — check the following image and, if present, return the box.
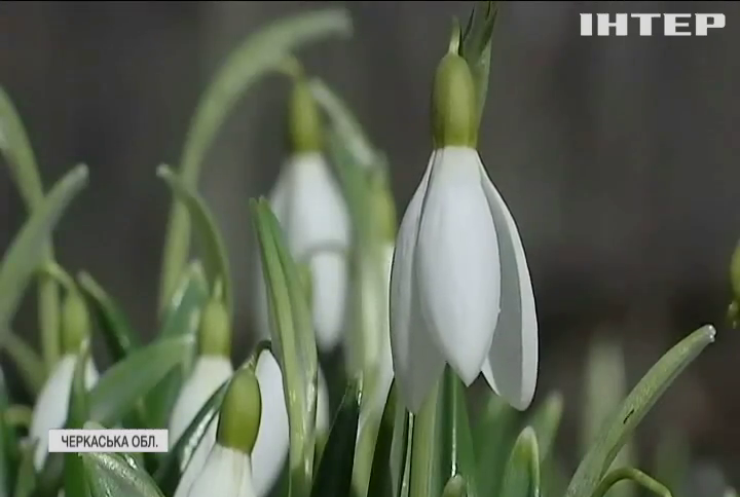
[89,336,195,426]
[367,381,410,497]
[157,165,231,315]
[310,380,362,497]
[564,326,716,497]
[83,452,164,497]
[159,8,353,309]
[3,331,46,396]
[0,165,88,337]
[501,427,541,497]
[77,272,140,361]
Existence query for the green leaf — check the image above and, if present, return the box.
[0,86,61,369]
[439,366,478,497]
[13,440,37,497]
[64,342,91,497]
[77,272,140,362]
[157,165,232,315]
[88,335,195,426]
[83,452,164,497]
[564,325,716,497]
[367,381,410,497]
[159,8,353,310]
[3,332,46,396]
[528,392,563,462]
[146,262,208,429]
[459,1,497,128]
[310,380,362,497]
[0,164,88,340]
[501,427,541,497]
[154,379,228,495]
[408,382,442,497]
[0,370,19,496]
[583,334,634,497]
[474,392,520,497]
[250,198,317,497]
[591,467,671,497]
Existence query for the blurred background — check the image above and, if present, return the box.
[1,0,739,490]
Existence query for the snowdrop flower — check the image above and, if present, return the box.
[254,74,350,352]
[30,290,98,471]
[390,50,538,413]
[175,349,331,497]
[184,366,262,497]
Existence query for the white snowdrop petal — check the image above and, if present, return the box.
[169,357,233,446]
[286,153,351,255]
[479,161,538,410]
[252,351,289,497]
[309,252,349,350]
[186,445,256,497]
[415,147,501,385]
[29,354,98,471]
[173,419,218,497]
[390,154,445,413]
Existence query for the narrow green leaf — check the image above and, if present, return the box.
[83,453,164,497]
[440,367,478,497]
[591,467,672,497]
[310,380,362,497]
[367,381,410,497]
[474,392,520,497]
[157,165,232,315]
[88,335,195,426]
[146,262,208,429]
[564,326,716,497]
[501,427,541,497]
[583,334,634,497]
[250,198,314,497]
[408,381,442,497]
[64,343,91,497]
[159,8,353,309]
[154,380,228,495]
[13,441,37,497]
[0,86,61,369]
[3,332,46,396]
[528,392,564,462]
[0,370,19,496]
[77,272,140,361]
[0,165,88,338]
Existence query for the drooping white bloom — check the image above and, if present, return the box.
[169,356,234,446]
[174,351,331,497]
[29,353,98,470]
[390,146,538,413]
[254,152,351,352]
[187,444,255,497]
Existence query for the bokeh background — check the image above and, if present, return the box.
[1,0,739,490]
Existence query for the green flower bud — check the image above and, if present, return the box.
[288,75,323,153]
[197,297,231,358]
[216,367,261,454]
[431,52,478,149]
[61,290,91,355]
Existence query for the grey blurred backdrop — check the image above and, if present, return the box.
[1,0,739,486]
